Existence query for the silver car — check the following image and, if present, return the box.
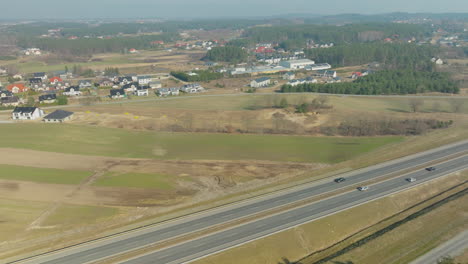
[357,186,369,191]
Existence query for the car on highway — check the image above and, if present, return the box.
[406,177,416,182]
[334,177,346,183]
[357,186,369,191]
[425,167,436,171]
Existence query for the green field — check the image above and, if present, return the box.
[0,164,92,184]
[93,172,173,189]
[42,204,118,227]
[0,124,403,163]
[112,94,468,113]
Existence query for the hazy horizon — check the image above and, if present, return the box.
[1,0,467,20]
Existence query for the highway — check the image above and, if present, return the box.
[121,155,468,264]
[13,141,468,264]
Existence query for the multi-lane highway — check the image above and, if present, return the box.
[123,155,468,264]
[13,141,468,264]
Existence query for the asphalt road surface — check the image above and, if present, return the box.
[14,141,468,264]
[121,155,468,264]
[410,230,468,264]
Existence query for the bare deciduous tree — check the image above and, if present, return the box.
[409,98,424,112]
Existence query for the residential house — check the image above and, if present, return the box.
[49,76,63,84]
[122,82,140,93]
[180,83,204,93]
[98,78,114,87]
[39,94,57,104]
[250,77,271,88]
[156,88,171,97]
[316,70,337,78]
[43,110,74,123]
[29,77,43,86]
[283,72,295,80]
[0,90,13,98]
[13,74,23,80]
[11,107,44,120]
[118,76,133,85]
[137,75,152,85]
[63,86,81,96]
[33,72,47,81]
[0,68,7,75]
[110,88,126,99]
[1,96,21,107]
[59,72,74,80]
[7,83,28,93]
[169,87,180,96]
[135,86,149,96]
[149,81,162,89]
[78,80,93,88]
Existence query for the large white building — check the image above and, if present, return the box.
[12,107,44,120]
[279,59,315,69]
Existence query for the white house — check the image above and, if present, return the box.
[156,88,171,97]
[135,86,149,96]
[12,107,44,120]
[169,87,180,96]
[63,86,82,96]
[137,75,152,85]
[279,59,315,70]
[250,77,271,88]
[283,72,295,80]
[149,81,162,89]
[33,72,48,81]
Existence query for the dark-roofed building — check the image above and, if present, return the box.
[0,90,13,98]
[110,88,126,99]
[39,93,57,104]
[33,72,47,80]
[1,96,20,107]
[43,110,74,123]
[250,77,271,88]
[63,86,81,96]
[12,107,44,120]
[29,78,43,85]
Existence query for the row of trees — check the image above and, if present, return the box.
[16,34,179,56]
[238,23,431,49]
[170,70,223,82]
[321,119,453,136]
[204,46,248,63]
[281,70,459,95]
[305,43,439,70]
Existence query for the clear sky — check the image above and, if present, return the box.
[1,0,467,19]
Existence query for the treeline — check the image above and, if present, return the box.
[321,119,453,136]
[16,34,179,56]
[239,23,431,49]
[305,43,438,70]
[281,70,459,95]
[204,46,248,63]
[6,20,281,38]
[171,70,223,82]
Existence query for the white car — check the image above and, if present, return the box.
[406,178,416,183]
[357,186,369,191]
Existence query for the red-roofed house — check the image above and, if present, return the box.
[351,72,363,79]
[7,83,28,93]
[151,40,164,45]
[49,76,63,84]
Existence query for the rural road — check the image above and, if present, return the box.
[410,230,468,264]
[11,141,468,264]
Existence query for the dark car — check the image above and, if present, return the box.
[334,177,346,183]
[425,167,436,171]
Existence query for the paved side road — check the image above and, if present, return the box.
[410,230,468,264]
